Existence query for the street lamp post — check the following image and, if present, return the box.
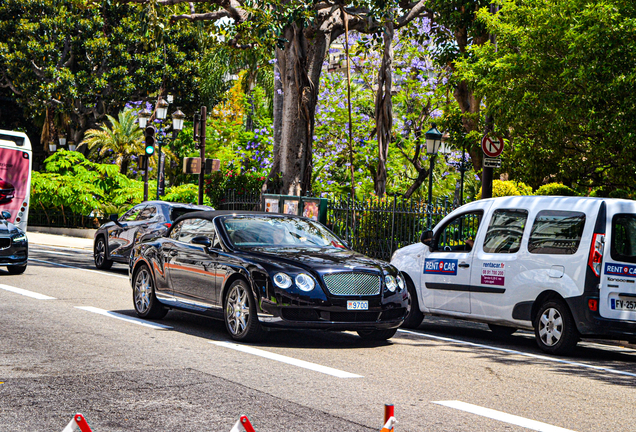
[156,108,185,199]
[137,99,184,201]
[425,123,443,229]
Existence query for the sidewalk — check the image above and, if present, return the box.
[27,231,93,250]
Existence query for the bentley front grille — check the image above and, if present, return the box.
[322,272,381,296]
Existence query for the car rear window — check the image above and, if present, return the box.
[611,214,636,264]
[483,209,528,254]
[528,210,586,255]
[170,207,198,221]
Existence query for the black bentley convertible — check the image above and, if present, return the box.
[129,210,409,342]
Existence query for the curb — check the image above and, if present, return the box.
[29,226,96,239]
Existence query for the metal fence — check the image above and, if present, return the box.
[326,195,456,261]
[218,190,457,261]
[29,208,105,229]
[217,189,261,211]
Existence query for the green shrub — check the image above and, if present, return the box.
[205,165,265,207]
[476,180,521,199]
[512,181,533,196]
[163,184,212,206]
[535,183,578,196]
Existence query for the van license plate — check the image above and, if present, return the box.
[612,299,636,311]
[347,300,368,310]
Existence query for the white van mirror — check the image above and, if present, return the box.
[420,230,434,247]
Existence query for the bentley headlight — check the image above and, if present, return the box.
[273,272,292,289]
[295,273,315,292]
[12,233,27,243]
[385,275,397,292]
[396,274,405,291]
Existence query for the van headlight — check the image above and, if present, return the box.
[12,233,27,243]
[385,275,397,292]
[273,272,292,289]
[295,273,315,292]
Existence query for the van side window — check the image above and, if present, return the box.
[611,214,636,264]
[437,212,482,252]
[528,210,586,255]
[483,209,528,253]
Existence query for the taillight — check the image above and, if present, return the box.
[588,299,599,311]
[164,223,172,228]
[588,233,605,277]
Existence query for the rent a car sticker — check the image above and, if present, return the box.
[481,262,505,286]
[604,263,636,278]
[424,259,458,276]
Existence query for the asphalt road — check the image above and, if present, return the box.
[1,245,635,431]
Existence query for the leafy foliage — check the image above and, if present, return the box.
[535,183,578,196]
[31,150,210,218]
[476,179,529,199]
[82,110,144,174]
[455,0,636,193]
[0,0,203,143]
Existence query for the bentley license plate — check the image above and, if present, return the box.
[347,300,368,310]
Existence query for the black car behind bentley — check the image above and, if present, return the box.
[129,211,408,341]
[94,201,213,269]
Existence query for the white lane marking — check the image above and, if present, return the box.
[29,258,129,279]
[398,329,636,378]
[0,284,56,300]
[211,341,363,378]
[75,306,172,329]
[31,249,75,256]
[434,401,577,432]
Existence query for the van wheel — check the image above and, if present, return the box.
[534,299,579,355]
[401,279,424,329]
[488,324,517,337]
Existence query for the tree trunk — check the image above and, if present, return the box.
[268,23,330,195]
[374,20,394,198]
[120,158,129,175]
[265,61,284,193]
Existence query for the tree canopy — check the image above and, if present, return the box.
[455,0,636,192]
[0,0,203,146]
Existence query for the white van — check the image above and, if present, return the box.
[391,196,636,355]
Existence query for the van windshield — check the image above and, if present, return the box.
[612,214,636,263]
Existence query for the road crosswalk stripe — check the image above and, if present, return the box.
[434,400,577,432]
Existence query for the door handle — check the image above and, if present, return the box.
[458,263,470,268]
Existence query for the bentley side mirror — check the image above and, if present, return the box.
[191,236,212,248]
[1,210,10,220]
